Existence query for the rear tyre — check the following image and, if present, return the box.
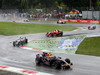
[64,65,70,69]
[35,58,42,65]
[13,41,16,47]
[61,22,63,24]
[46,33,49,37]
[52,61,61,69]
[57,21,59,24]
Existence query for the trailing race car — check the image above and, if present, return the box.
[46,30,63,37]
[23,19,29,22]
[35,52,73,69]
[88,25,96,30]
[13,37,28,47]
[57,19,66,24]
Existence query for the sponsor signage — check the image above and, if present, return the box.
[80,20,88,23]
[70,19,77,22]
[58,38,84,50]
[59,19,100,24]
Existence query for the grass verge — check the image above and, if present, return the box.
[76,37,100,56]
[0,22,77,36]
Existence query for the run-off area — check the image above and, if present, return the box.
[24,36,85,54]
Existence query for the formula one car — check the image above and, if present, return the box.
[57,20,66,24]
[13,37,28,47]
[46,30,63,37]
[35,52,73,69]
[88,25,96,30]
[23,19,29,22]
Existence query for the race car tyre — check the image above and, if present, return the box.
[53,34,57,37]
[13,41,16,47]
[61,32,63,36]
[17,42,21,47]
[93,26,96,29]
[58,33,62,37]
[88,26,96,30]
[51,33,54,37]
[65,58,71,64]
[63,65,70,69]
[57,22,59,24]
[61,22,63,24]
[25,38,28,44]
[52,61,61,69]
[35,58,42,65]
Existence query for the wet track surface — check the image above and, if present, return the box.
[0,22,100,75]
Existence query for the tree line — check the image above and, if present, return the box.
[0,0,100,9]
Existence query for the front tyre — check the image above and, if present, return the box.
[57,21,59,24]
[65,58,71,64]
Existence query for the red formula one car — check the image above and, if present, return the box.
[35,52,73,70]
[46,30,63,37]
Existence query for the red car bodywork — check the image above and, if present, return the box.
[46,30,63,37]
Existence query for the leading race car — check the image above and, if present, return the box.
[57,19,66,24]
[46,30,63,37]
[35,52,73,70]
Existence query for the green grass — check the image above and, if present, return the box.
[76,37,100,56]
[0,22,77,36]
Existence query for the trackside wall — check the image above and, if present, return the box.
[59,19,100,24]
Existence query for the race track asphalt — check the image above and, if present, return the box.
[0,22,100,75]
